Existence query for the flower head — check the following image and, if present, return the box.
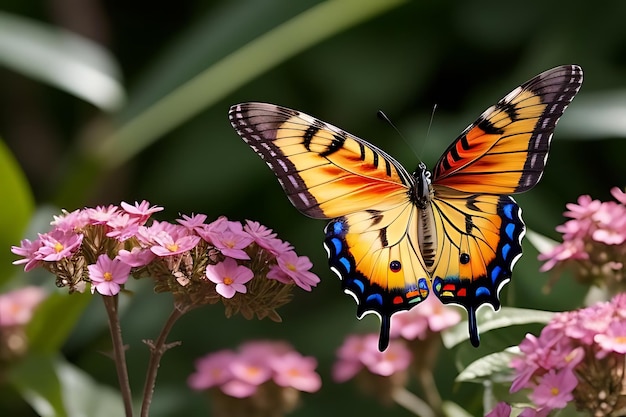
[206,258,254,298]
[0,286,47,327]
[88,255,131,296]
[268,251,320,291]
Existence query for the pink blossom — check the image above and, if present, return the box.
[86,205,119,225]
[177,213,207,234]
[120,200,163,223]
[332,335,366,382]
[268,251,320,291]
[11,238,44,271]
[35,229,83,261]
[594,320,626,355]
[269,352,322,392]
[0,286,47,327]
[359,334,412,376]
[105,213,140,241]
[205,258,254,298]
[87,255,131,296]
[188,350,236,390]
[150,232,200,257]
[203,229,254,260]
[51,208,90,231]
[390,296,461,341]
[116,247,156,267]
[611,186,626,205]
[485,402,511,417]
[528,368,577,409]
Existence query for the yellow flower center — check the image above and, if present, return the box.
[286,262,297,272]
[166,243,179,252]
[615,336,626,344]
[103,272,113,282]
[245,366,261,377]
[223,276,233,285]
[54,242,64,253]
[550,387,560,396]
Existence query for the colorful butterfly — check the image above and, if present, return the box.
[229,65,583,350]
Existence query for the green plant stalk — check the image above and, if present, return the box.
[93,0,406,170]
[102,295,134,417]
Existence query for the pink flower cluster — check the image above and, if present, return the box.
[539,187,626,272]
[332,333,412,382]
[509,293,626,414]
[188,340,321,397]
[485,402,549,417]
[11,202,320,298]
[0,286,47,327]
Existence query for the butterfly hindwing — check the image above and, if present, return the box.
[433,65,584,194]
[324,202,431,350]
[429,189,525,345]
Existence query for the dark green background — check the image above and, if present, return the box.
[1,0,624,416]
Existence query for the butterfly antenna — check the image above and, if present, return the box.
[377,110,422,161]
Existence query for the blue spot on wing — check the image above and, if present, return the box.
[366,293,383,305]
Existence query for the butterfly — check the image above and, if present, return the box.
[229,65,583,350]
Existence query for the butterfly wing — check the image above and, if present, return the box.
[324,202,431,350]
[229,103,429,349]
[229,103,413,219]
[429,188,524,346]
[429,65,583,344]
[433,65,583,194]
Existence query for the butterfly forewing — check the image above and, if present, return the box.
[433,65,583,194]
[229,103,413,219]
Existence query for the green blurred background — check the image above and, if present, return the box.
[1,0,625,415]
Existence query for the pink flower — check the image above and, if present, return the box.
[0,286,47,327]
[610,186,626,205]
[528,368,577,409]
[332,335,366,382]
[120,200,163,223]
[188,350,236,390]
[390,296,461,341]
[150,232,200,257]
[36,229,83,261]
[203,229,254,260]
[105,213,140,241]
[206,258,254,298]
[11,238,44,271]
[268,251,320,291]
[485,402,511,417]
[177,213,207,234]
[359,334,412,376]
[51,208,90,231]
[116,247,156,267]
[87,255,131,296]
[594,320,626,355]
[86,205,119,225]
[269,352,322,392]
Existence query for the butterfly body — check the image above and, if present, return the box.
[229,65,583,350]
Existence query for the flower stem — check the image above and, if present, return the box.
[392,387,436,417]
[140,306,186,417]
[102,295,133,417]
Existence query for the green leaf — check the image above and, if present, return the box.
[0,11,125,111]
[8,355,126,417]
[0,138,34,286]
[26,291,93,354]
[442,307,555,348]
[456,347,518,383]
[8,354,66,417]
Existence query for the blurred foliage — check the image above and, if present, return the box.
[1,0,625,416]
